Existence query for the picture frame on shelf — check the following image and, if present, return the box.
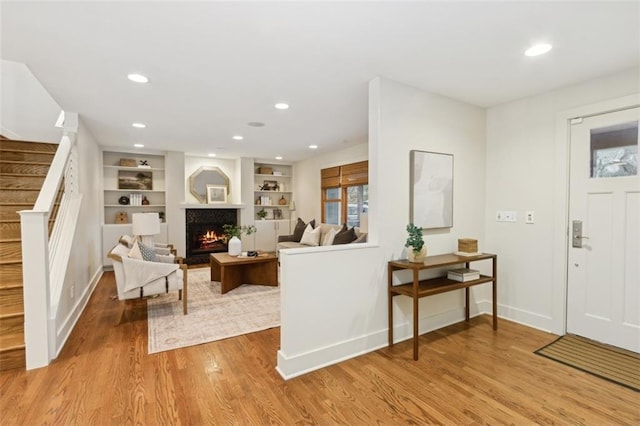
[118,170,153,190]
[207,184,228,204]
[409,150,453,229]
[261,180,279,191]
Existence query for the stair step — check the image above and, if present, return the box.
[0,346,26,371]
[0,205,32,221]
[0,241,21,260]
[0,175,45,189]
[0,140,58,153]
[0,161,50,176]
[0,150,55,163]
[0,311,24,332]
[0,286,24,315]
[0,221,21,240]
[0,189,39,204]
[0,263,22,286]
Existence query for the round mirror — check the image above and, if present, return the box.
[188,166,230,203]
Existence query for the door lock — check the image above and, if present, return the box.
[572,220,589,248]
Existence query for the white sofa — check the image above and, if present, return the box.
[277,222,367,251]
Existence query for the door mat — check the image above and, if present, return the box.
[535,334,639,392]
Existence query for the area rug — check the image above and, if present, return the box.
[535,334,639,391]
[147,267,280,354]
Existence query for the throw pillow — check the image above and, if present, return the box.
[300,224,321,246]
[321,227,338,246]
[138,241,157,262]
[292,218,307,242]
[292,218,317,242]
[128,240,144,260]
[333,226,357,245]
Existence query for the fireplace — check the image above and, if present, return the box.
[185,208,237,264]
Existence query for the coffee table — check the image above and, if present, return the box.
[210,252,278,294]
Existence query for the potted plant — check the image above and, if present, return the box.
[257,209,268,220]
[222,224,257,256]
[405,223,427,263]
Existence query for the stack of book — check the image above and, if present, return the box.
[447,268,480,282]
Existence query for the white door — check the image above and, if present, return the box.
[568,107,640,352]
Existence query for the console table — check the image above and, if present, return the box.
[388,253,497,360]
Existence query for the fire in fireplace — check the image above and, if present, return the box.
[185,208,237,264]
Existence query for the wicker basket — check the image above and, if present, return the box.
[458,238,478,253]
[258,166,273,175]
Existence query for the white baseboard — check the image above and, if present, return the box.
[55,266,103,358]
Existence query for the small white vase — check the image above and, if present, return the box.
[228,236,242,256]
[407,245,427,263]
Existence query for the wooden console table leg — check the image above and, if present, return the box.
[465,288,470,321]
[493,256,498,330]
[413,269,419,361]
[388,266,394,347]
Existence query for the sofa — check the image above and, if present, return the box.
[277,219,367,252]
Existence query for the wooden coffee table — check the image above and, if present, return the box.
[210,252,278,294]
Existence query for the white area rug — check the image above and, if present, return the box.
[147,267,280,354]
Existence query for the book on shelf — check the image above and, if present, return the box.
[447,268,480,282]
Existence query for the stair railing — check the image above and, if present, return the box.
[19,112,81,370]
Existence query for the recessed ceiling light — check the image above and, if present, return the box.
[127,73,149,83]
[247,122,265,127]
[275,156,283,160]
[133,143,144,148]
[208,153,217,157]
[309,145,318,149]
[525,43,552,57]
[275,103,289,110]
[132,122,146,128]
[232,135,244,140]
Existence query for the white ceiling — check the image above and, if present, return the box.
[2,1,638,162]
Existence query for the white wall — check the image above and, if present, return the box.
[56,120,103,351]
[0,60,62,142]
[293,141,368,223]
[485,67,640,334]
[278,77,488,378]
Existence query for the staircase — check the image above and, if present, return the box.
[0,137,58,371]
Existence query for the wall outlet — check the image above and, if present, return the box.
[525,211,535,224]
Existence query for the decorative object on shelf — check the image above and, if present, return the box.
[410,150,453,230]
[138,160,151,169]
[118,196,130,205]
[188,166,230,204]
[115,212,128,224]
[142,196,150,205]
[278,195,287,205]
[129,193,143,206]
[257,208,268,220]
[206,184,228,204]
[119,158,136,167]
[288,200,296,212]
[260,180,279,191]
[447,268,480,282]
[258,166,273,175]
[222,224,257,257]
[256,197,261,205]
[405,223,426,263]
[118,170,153,190]
[158,211,165,222]
[132,212,160,247]
[454,238,480,256]
[273,208,282,220]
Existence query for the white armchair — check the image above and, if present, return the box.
[108,242,188,315]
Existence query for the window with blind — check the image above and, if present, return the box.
[321,161,368,227]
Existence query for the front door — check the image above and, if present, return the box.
[567,106,639,352]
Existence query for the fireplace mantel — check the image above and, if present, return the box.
[179,203,245,209]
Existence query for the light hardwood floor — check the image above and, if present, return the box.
[1,270,638,425]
